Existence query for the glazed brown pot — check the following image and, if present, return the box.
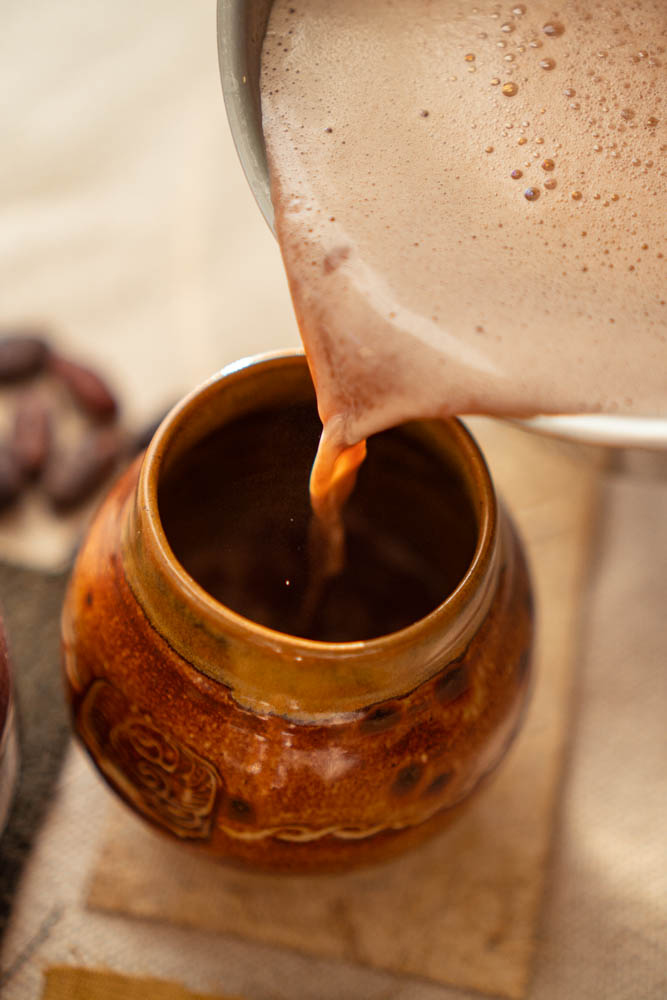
[62,352,533,873]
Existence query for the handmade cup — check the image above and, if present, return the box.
[62,352,533,872]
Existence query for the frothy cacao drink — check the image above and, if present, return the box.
[261,0,666,455]
[261,0,666,583]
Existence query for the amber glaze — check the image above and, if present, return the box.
[61,353,533,872]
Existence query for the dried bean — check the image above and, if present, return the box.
[49,354,118,421]
[0,446,23,509]
[0,334,49,382]
[43,427,122,511]
[11,392,52,477]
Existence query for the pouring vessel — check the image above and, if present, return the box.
[217,0,667,451]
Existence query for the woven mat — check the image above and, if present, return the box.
[41,966,243,1000]
[85,422,602,1000]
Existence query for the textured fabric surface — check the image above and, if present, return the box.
[42,966,244,1000]
[529,471,667,1000]
[0,567,70,932]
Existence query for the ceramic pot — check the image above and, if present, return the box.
[62,352,533,872]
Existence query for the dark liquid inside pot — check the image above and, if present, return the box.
[158,403,477,642]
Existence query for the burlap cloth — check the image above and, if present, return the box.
[0,3,665,999]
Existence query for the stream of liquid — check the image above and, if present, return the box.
[303,429,366,626]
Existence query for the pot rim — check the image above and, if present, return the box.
[135,350,498,658]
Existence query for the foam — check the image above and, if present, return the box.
[261,0,666,450]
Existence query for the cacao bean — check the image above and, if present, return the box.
[49,354,118,421]
[11,392,52,477]
[43,427,122,511]
[0,334,49,382]
[0,446,23,509]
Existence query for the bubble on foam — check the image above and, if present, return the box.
[542,21,565,38]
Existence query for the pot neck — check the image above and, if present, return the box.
[121,354,500,722]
